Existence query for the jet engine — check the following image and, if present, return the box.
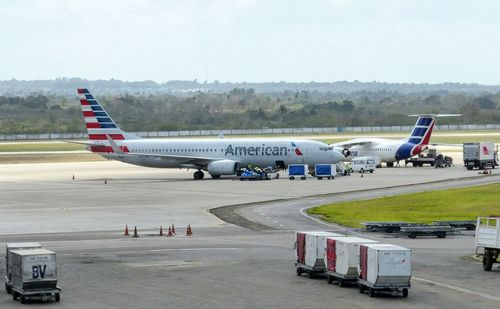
[207,160,239,175]
[342,148,351,157]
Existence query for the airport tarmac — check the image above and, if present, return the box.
[0,161,499,308]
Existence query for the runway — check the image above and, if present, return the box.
[0,161,499,308]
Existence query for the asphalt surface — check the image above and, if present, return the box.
[0,161,499,308]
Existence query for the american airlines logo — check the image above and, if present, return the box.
[225,144,288,156]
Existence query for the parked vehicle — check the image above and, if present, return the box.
[350,157,376,173]
[358,244,411,297]
[475,217,500,271]
[463,142,498,170]
[314,164,336,180]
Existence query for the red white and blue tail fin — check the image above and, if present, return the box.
[77,88,140,141]
[406,115,436,146]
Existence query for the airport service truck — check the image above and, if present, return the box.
[463,142,498,170]
[475,217,500,271]
[295,231,343,278]
[5,242,42,294]
[10,249,61,303]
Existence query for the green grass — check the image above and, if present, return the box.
[0,142,85,152]
[307,183,500,228]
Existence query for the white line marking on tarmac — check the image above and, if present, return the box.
[413,276,500,302]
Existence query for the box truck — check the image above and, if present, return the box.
[10,249,61,303]
[295,231,344,278]
[358,244,411,297]
[463,142,498,170]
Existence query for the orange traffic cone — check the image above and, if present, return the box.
[186,224,192,236]
[172,224,176,235]
[167,226,173,237]
[133,226,139,238]
[159,226,163,236]
[124,225,129,236]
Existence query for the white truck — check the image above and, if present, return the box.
[463,142,498,170]
[295,231,344,278]
[5,242,42,294]
[10,249,61,303]
[358,243,411,298]
[475,217,500,271]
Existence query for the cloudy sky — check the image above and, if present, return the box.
[1,0,499,83]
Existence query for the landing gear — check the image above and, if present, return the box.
[386,162,394,168]
[193,170,205,180]
[211,174,221,179]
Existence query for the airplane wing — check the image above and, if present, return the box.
[330,138,374,148]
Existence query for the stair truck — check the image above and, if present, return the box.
[10,248,61,303]
[475,217,500,271]
[295,231,344,278]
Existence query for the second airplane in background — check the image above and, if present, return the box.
[330,114,461,167]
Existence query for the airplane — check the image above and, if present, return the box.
[330,114,461,167]
[76,88,345,179]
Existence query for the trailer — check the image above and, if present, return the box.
[405,149,437,167]
[4,242,42,294]
[288,164,308,180]
[475,217,500,271]
[433,220,476,230]
[295,231,343,278]
[314,164,336,180]
[361,222,426,233]
[10,249,61,303]
[401,225,456,238]
[463,142,498,170]
[324,237,377,287]
[358,244,411,298]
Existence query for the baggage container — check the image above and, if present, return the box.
[358,244,411,297]
[5,242,42,294]
[475,217,500,271]
[314,164,336,180]
[10,249,61,303]
[295,231,343,278]
[324,237,377,286]
[288,164,308,180]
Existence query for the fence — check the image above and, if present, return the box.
[0,124,499,141]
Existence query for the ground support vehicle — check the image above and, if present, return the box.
[314,164,336,180]
[288,164,308,180]
[434,154,453,168]
[405,149,438,167]
[358,244,411,298]
[4,242,42,295]
[475,217,500,271]
[433,220,476,230]
[324,236,377,287]
[350,157,376,173]
[239,168,270,181]
[10,249,61,304]
[401,225,455,238]
[295,231,343,278]
[463,142,498,170]
[362,222,425,233]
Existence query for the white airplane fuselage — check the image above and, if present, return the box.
[334,138,412,164]
[94,138,343,169]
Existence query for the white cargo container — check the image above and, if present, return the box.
[463,142,498,170]
[475,217,500,271]
[358,243,411,297]
[4,242,42,294]
[295,231,344,278]
[324,236,377,286]
[10,249,61,303]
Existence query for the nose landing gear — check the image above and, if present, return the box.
[193,170,205,180]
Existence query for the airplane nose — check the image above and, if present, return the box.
[331,150,344,163]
